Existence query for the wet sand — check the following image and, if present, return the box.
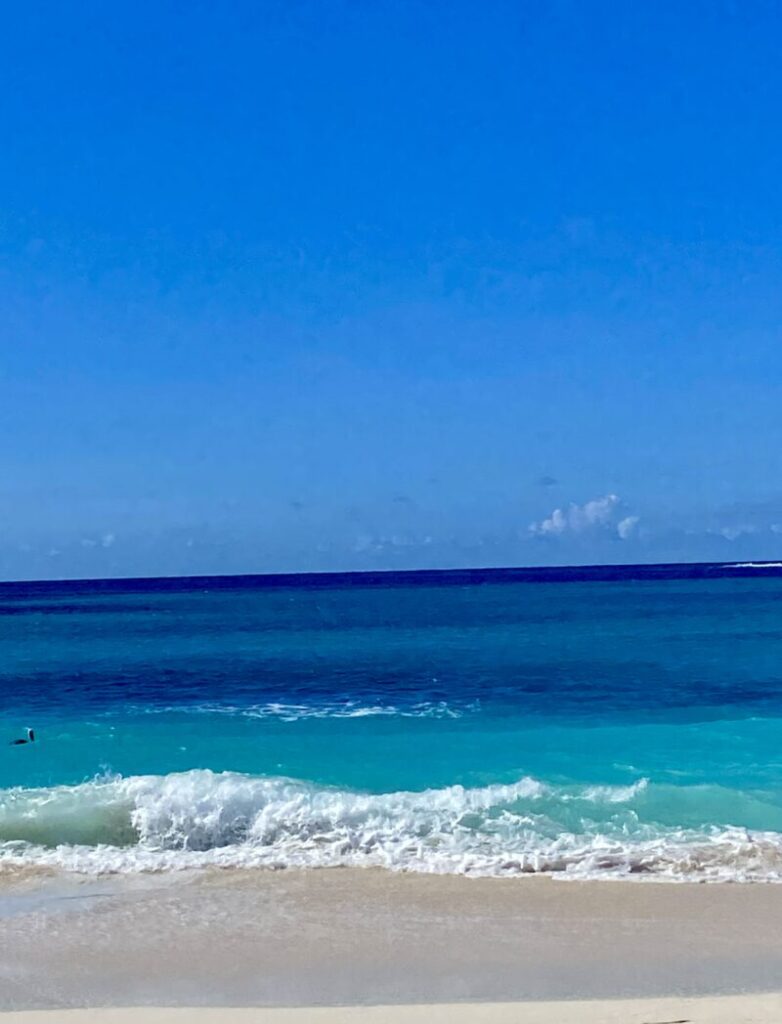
[3,997,782,1023]
[2,869,782,1011]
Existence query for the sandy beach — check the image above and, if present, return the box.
[2,994,782,1023]
[2,869,782,1015]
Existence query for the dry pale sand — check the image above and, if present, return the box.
[3,870,782,1012]
[4,996,782,1024]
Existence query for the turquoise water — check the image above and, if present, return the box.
[3,565,782,878]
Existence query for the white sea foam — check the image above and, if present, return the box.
[2,769,782,881]
[726,562,782,569]
[126,700,479,722]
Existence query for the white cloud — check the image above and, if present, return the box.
[80,532,116,549]
[617,515,640,540]
[529,494,639,541]
[353,533,433,554]
[717,524,758,541]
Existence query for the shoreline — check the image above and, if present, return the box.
[4,995,782,1023]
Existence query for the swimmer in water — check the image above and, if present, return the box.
[9,728,35,745]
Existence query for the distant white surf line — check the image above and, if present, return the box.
[725,562,782,569]
[123,700,481,722]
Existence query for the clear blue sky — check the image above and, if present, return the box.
[3,0,782,579]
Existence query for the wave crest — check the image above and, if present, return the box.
[1,770,780,880]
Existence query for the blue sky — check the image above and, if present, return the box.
[3,0,782,578]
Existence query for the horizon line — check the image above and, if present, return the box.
[2,557,781,588]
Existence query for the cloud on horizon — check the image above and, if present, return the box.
[529,494,640,541]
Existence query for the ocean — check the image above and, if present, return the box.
[3,562,782,880]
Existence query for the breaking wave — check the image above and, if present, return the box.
[3,769,782,880]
